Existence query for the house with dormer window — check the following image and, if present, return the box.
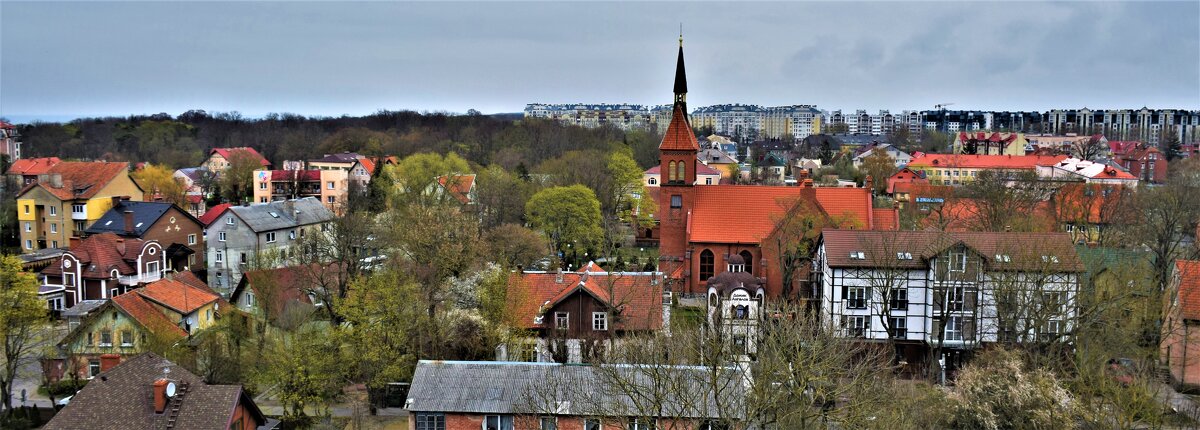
[38,232,168,314]
[814,229,1083,377]
[500,263,668,363]
[203,198,334,296]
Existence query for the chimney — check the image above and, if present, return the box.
[50,174,63,189]
[68,237,81,249]
[124,210,134,234]
[554,269,563,284]
[99,354,121,372]
[864,175,873,191]
[112,196,123,209]
[153,379,170,413]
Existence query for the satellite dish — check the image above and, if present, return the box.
[165,382,177,398]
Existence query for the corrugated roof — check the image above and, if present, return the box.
[227,197,334,232]
[407,360,743,419]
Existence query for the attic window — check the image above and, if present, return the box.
[104,221,113,226]
[135,222,143,228]
[896,252,913,260]
[994,254,1011,263]
[269,212,279,218]
[849,251,866,260]
[1042,255,1060,263]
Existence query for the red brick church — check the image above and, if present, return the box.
[656,40,897,299]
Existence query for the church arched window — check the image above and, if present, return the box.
[668,161,677,182]
[699,249,715,281]
[740,250,755,275]
[676,161,685,183]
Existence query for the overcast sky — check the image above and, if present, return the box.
[1,1,1197,122]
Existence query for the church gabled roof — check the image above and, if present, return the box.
[659,105,700,151]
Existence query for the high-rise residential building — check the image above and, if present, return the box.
[523,103,657,131]
[762,105,822,140]
[823,110,898,135]
[692,104,764,141]
[1044,108,1200,145]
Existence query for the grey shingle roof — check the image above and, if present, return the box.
[407,360,744,419]
[43,352,266,430]
[229,197,333,232]
[85,201,182,236]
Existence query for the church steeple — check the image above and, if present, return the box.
[673,35,688,114]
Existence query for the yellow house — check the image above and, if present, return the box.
[52,273,222,380]
[952,131,1029,156]
[16,162,144,253]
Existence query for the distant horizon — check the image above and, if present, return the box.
[2,2,1196,123]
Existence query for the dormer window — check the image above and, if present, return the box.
[896,252,913,260]
[849,251,865,260]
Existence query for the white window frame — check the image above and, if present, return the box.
[266,232,277,243]
[289,230,296,240]
[846,287,868,309]
[226,215,234,225]
[49,206,57,216]
[215,251,223,263]
[72,204,85,214]
[945,316,963,341]
[24,240,31,250]
[146,261,160,275]
[949,250,967,272]
[592,312,608,331]
[23,222,30,232]
[50,223,57,233]
[484,415,514,430]
[327,181,335,190]
[219,231,227,242]
[259,182,267,190]
[188,234,197,245]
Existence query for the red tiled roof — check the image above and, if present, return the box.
[822,229,1084,272]
[6,157,61,176]
[907,154,1067,170]
[17,161,133,201]
[659,105,699,151]
[236,264,343,320]
[40,233,147,279]
[111,292,188,338]
[210,147,270,166]
[1108,141,1143,156]
[137,278,219,314]
[688,185,881,245]
[358,158,377,176]
[873,208,898,231]
[1176,260,1200,320]
[508,271,663,331]
[437,174,476,204]
[959,132,1019,143]
[198,203,231,226]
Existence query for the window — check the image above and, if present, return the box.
[593,312,608,331]
[889,317,907,339]
[414,413,445,430]
[947,286,965,311]
[890,288,908,310]
[50,223,57,233]
[218,232,227,242]
[63,273,76,287]
[72,204,85,214]
[843,315,868,337]
[733,305,748,319]
[100,330,113,347]
[848,251,865,260]
[23,222,30,232]
[896,252,912,260]
[539,417,557,430]
[949,250,966,272]
[289,230,296,240]
[146,261,160,275]
[648,178,657,185]
[584,419,602,430]
[699,250,714,281]
[670,195,682,208]
[484,415,514,430]
[846,287,868,309]
[327,181,335,190]
[241,253,247,263]
[269,211,280,218]
[739,250,754,275]
[187,234,197,245]
[1042,320,1063,341]
[705,178,713,185]
[668,161,677,181]
[23,205,29,214]
[676,161,684,181]
[226,216,234,225]
[327,195,336,204]
[216,272,224,287]
[24,240,31,250]
[259,182,267,190]
[89,360,101,378]
[121,330,133,347]
[628,418,656,430]
[555,312,568,330]
[75,221,85,231]
[49,206,56,216]
[215,252,223,263]
[945,316,963,341]
[266,232,277,243]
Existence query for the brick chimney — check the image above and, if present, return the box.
[152,379,169,413]
[111,196,123,209]
[68,237,81,249]
[124,210,135,234]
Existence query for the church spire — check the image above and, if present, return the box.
[673,30,687,113]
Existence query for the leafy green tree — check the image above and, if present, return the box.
[475,165,533,228]
[263,324,345,422]
[483,223,549,269]
[218,149,265,204]
[0,255,47,412]
[132,164,188,207]
[525,185,604,258]
[339,271,420,413]
[607,150,654,226]
[387,152,472,205]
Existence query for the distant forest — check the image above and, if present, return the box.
[13,110,664,170]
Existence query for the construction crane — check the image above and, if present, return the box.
[934,103,955,110]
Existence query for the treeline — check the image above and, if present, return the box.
[16,110,664,170]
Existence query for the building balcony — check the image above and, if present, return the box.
[117,271,162,286]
